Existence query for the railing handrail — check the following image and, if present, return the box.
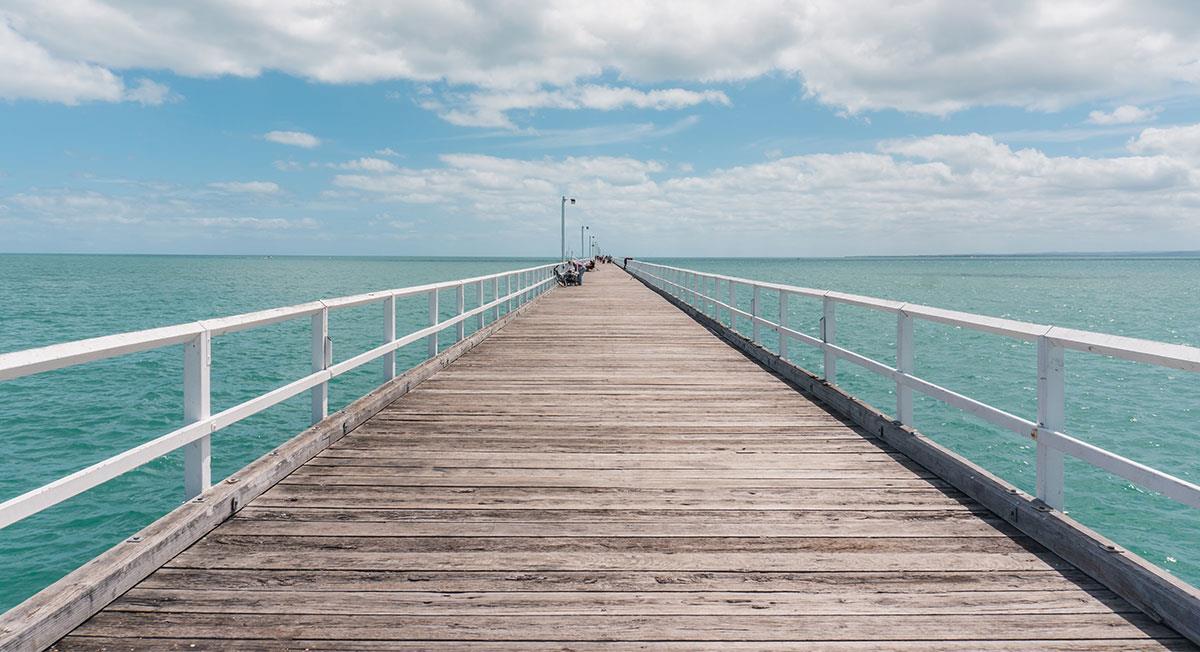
[0,263,558,529]
[0,262,557,382]
[629,260,1200,371]
[626,259,1200,512]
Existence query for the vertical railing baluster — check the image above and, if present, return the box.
[383,295,396,381]
[778,291,789,360]
[183,330,211,500]
[492,277,500,322]
[456,284,466,342]
[427,289,439,358]
[751,285,761,343]
[1037,336,1066,510]
[476,280,485,331]
[709,276,717,316]
[727,280,735,328]
[311,306,329,423]
[896,311,913,425]
[822,296,836,384]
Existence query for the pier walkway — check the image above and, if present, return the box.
[40,266,1196,648]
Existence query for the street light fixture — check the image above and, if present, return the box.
[560,196,575,262]
[581,225,588,261]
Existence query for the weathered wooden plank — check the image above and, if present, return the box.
[251,484,974,510]
[109,587,1135,616]
[65,612,1181,641]
[277,474,948,490]
[288,464,939,479]
[165,535,1069,573]
[50,638,1198,651]
[310,450,915,468]
[216,510,1010,537]
[135,568,1106,593]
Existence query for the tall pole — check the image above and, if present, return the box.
[560,196,566,262]
[581,225,588,260]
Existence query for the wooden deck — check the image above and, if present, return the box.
[53,265,1192,650]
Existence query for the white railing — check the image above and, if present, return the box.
[627,260,1200,512]
[0,263,558,529]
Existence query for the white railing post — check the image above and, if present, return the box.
[311,307,329,424]
[182,331,211,500]
[427,289,439,358]
[708,276,717,316]
[822,297,837,384]
[1037,336,1066,510]
[896,311,914,425]
[751,285,761,342]
[727,280,736,328]
[383,296,396,382]
[506,274,514,313]
[456,284,466,342]
[492,277,500,322]
[476,280,485,330]
[778,291,789,359]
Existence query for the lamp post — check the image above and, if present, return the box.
[560,196,575,262]
[581,225,588,260]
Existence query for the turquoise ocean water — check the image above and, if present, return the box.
[1,253,1198,611]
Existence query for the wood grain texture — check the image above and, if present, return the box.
[50,265,1193,649]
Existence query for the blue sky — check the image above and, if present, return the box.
[3,1,1200,257]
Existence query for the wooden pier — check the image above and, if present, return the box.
[28,265,1189,649]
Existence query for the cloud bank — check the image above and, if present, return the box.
[328,125,1200,253]
[3,1,1199,117]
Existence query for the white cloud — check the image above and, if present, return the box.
[0,18,123,104]
[1087,105,1161,125]
[0,19,176,106]
[335,157,399,173]
[1128,123,1200,159]
[209,181,281,193]
[191,216,317,230]
[263,130,320,148]
[4,188,317,235]
[513,116,702,149]
[5,1,1200,115]
[431,85,730,128]
[374,148,400,157]
[330,126,1200,253]
[123,77,177,105]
